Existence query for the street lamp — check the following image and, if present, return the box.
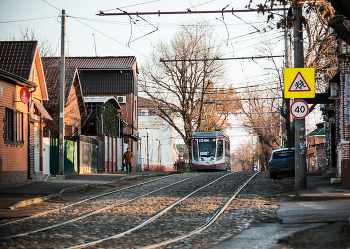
[146,129,150,171]
[140,136,146,170]
[156,139,162,165]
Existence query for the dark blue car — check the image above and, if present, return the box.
[268,148,295,179]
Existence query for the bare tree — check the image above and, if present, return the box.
[141,24,241,151]
[14,27,55,57]
[232,144,255,171]
[249,0,350,46]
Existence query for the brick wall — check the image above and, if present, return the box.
[84,92,139,168]
[340,61,350,159]
[0,80,30,184]
[340,51,350,187]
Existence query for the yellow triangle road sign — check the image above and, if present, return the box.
[284,68,315,98]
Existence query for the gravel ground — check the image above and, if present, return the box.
[0,171,296,249]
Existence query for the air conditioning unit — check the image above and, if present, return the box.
[117,96,126,104]
[329,83,339,99]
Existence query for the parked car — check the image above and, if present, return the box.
[268,148,295,179]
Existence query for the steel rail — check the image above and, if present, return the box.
[68,172,235,249]
[141,171,259,249]
[0,174,174,227]
[0,174,198,240]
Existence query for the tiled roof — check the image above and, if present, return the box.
[43,65,79,106]
[42,56,137,70]
[0,69,36,87]
[0,41,37,79]
[138,96,157,108]
[138,96,169,109]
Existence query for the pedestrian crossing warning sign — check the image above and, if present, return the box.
[284,68,315,98]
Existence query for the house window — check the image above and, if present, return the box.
[16,112,23,142]
[65,124,73,137]
[5,108,14,142]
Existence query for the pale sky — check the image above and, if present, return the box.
[1,0,312,150]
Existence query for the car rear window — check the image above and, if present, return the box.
[272,151,295,159]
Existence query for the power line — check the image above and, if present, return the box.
[0,16,56,23]
[159,55,283,62]
[102,0,161,12]
[97,8,288,16]
[206,97,282,101]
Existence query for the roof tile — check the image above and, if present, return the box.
[0,41,37,79]
[42,56,136,70]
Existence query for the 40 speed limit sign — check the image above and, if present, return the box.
[290,100,309,119]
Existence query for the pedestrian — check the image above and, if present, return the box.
[122,148,134,173]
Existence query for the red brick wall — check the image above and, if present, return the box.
[0,80,29,184]
[84,92,139,169]
[340,61,350,159]
[340,56,350,187]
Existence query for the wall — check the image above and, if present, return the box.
[65,83,82,136]
[0,80,29,184]
[340,56,350,187]
[138,110,177,169]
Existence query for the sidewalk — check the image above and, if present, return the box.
[210,170,350,249]
[0,171,169,210]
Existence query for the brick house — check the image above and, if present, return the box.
[43,56,139,170]
[41,63,85,138]
[307,124,326,171]
[337,39,350,187]
[324,37,350,187]
[0,41,52,184]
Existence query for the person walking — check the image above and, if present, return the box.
[122,148,134,173]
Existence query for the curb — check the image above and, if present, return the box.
[8,194,61,210]
[6,172,170,210]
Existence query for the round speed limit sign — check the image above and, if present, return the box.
[291,100,309,119]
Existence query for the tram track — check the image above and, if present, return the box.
[0,174,174,228]
[0,172,261,249]
[0,173,197,239]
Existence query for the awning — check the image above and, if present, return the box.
[33,99,52,120]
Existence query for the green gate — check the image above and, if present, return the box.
[50,138,77,175]
[64,140,77,175]
[50,138,58,175]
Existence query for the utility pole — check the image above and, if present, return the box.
[284,7,292,148]
[293,5,307,189]
[58,9,66,175]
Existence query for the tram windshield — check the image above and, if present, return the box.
[198,138,216,157]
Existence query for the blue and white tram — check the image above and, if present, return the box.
[190,131,231,171]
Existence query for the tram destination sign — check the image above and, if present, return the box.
[284,68,315,98]
[198,138,216,143]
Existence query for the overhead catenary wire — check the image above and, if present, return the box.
[159,55,284,62]
[0,16,57,23]
[97,8,288,16]
[206,97,282,101]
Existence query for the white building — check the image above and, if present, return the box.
[138,97,178,171]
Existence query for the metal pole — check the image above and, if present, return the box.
[58,9,65,175]
[294,5,307,189]
[147,131,149,170]
[92,34,97,56]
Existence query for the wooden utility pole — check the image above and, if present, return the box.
[58,9,66,175]
[293,5,307,189]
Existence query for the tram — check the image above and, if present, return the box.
[190,130,231,171]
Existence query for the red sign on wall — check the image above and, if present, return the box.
[20,87,30,104]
